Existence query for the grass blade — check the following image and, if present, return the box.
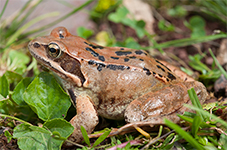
[0,0,9,20]
[5,12,59,49]
[164,119,204,150]
[21,0,93,38]
[209,48,227,79]
[191,115,202,137]
[80,126,90,147]
[92,129,111,147]
[188,88,206,121]
[184,104,227,128]
[155,33,227,49]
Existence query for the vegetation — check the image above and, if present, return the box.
[0,0,226,149]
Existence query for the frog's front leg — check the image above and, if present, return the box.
[124,84,191,124]
[67,94,99,145]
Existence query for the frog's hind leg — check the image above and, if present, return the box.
[124,84,190,124]
[66,94,99,146]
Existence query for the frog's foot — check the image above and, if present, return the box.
[65,95,99,146]
[124,84,190,123]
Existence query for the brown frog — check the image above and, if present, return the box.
[28,27,208,144]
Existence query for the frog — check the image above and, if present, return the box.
[28,27,208,145]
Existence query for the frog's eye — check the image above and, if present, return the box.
[48,43,62,58]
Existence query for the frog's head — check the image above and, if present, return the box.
[28,27,85,87]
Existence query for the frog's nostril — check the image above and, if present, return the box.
[33,42,40,48]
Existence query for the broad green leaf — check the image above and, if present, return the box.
[164,119,205,150]
[4,71,23,88]
[108,6,129,23]
[158,20,175,32]
[125,37,141,49]
[13,121,71,150]
[77,26,94,39]
[8,50,30,74]
[0,99,15,115]
[167,5,187,17]
[43,118,74,140]
[81,125,90,146]
[23,72,71,121]
[92,129,111,147]
[189,16,206,38]
[0,74,9,98]
[12,77,33,106]
[4,130,13,143]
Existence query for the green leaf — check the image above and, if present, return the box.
[4,71,23,88]
[164,119,205,150]
[81,125,90,147]
[125,37,141,49]
[13,121,71,150]
[23,72,71,121]
[108,6,129,23]
[167,5,187,17]
[4,130,13,143]
[158,20,175,32]
[8,50,30,74]
[0,74,9,98]
[44,118,74,140]
[76,27,94,39]
[12,77,33,106]
[92,129,111,147]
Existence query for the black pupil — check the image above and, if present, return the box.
[49,47,57,53]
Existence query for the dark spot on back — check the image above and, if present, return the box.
[158,74,163,77]
[97,63,106,71]
[88,60,95,65]
[139,59,144,61]
[98,56,105,62]
[85,47,99,57]
[33,42,40,48]
[155,59,171,72]
[157,65,165,72]
[143,67,151,76]
[167,72,176,80]
[129,56,136,59]
[115,51,132,56]
[107,64,117,70]
[135,50,147,55]
[111,56,119,60]
[124,58,130,62]
[120,48,124,50]
[107,64,126,71]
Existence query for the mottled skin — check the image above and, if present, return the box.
[28,27,208,144]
